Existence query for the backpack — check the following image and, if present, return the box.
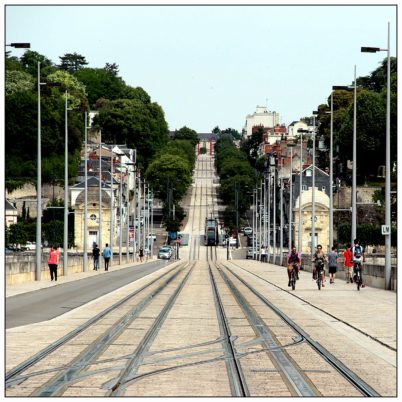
[354,246,362,258]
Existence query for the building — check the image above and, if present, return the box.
[5,200,18,227]
[243,106,280,139]
[292,166,330,253]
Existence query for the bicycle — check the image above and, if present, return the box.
[289,264,298,290]
[315,262,325,290]
[354,261,363,291]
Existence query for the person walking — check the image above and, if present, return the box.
[92,244,100,271]
[48,245,60,282]
[139,247,144,262]
[328,246,338,284]
[343,247,354,283]
[260,245,268,262]
[102,243,112,271]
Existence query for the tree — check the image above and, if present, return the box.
[173,126,199,147]
[94,98,169,169]
[74,67,126,107]
[104,62,119,76]
[59,52,88,73]
[5,70,34,95]
[240,128,263,167]
[145,154,192,203]
[19,50,55,76]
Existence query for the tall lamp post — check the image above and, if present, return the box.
[36,62,60,280]
[287,143,296,250]
[361,22,392,289]
[333,68,357,247]
[64,91,69,276]
[296,129,304,254]
[312,111,319,253]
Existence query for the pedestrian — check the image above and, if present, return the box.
[102,243,111,271]
[139,247,144,262]
[260,245,268,263]
[343,247,354,283]
[328,246,338,284]
[92,244,100,271]
[145,247,150,261]
[48,244,59,282]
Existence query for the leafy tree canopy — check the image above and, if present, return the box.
[59,52,88,73]
[5,70,34,95]
[173,126,199,147]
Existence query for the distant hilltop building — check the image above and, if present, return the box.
[243,106,280,139]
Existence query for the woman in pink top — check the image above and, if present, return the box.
[48,245,59,281]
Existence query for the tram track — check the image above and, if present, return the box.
[229,261,396,353]
[219,262,380,397]
[6,262,190,395]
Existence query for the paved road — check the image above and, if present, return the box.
[6,260,170,329]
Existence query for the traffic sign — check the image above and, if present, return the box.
[381,225,390,235]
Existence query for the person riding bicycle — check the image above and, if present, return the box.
[287,246,301,287]
[312,244,326,287]
[351,239,366,288]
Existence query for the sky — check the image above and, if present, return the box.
[4,1,398,133]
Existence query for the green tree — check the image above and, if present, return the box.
[5,70,34,95]
[173,126,199,147]
[94,98,169,169]
[240,128,263,167]
[75,67,127,107]
[20,50,55,76]
[145,154,192,202]
[8,222,28,245]
[59,52,88,73]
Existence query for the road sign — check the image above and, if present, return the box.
[381,225,390,235]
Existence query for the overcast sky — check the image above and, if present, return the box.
[4,2,397,133]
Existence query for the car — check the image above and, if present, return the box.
[148,233,157,242]
[158,246,172,260]
[246,247,255,259]
[243,226,253,236]
[23,241,37,251]
[229,237,237,247]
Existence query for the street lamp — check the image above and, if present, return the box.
[5,43,30,48]
[312,111,319,254]
[287,142,296,250]
[36,62,61,281]
[296,129,306,254]
[333,67,357,247]
[361,22,392,289]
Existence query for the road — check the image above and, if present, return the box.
[5,260,169,329]
[5,151,396,397]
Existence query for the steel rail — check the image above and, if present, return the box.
[231,262,396,353]
[208,264,248,396]
[224,264,381,397]
[217,265,317,397]
[109,263,196,396]
[5,263,185,387]
[31,264,189,396]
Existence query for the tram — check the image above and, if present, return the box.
[204,217,219,246]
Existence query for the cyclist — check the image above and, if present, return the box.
[351,239,366,288]
[287,246,301,287]
[312,244,326,287]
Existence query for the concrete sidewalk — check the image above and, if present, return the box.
[5,256,161,298]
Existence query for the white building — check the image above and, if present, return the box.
[287,120,309,139]
[243,106,280,139]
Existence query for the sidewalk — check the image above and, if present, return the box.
[5,256,159,298]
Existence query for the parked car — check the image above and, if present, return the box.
[158,246,172,260]
[229,237,237,247]
[23,241,37,251]
[243,227,253,236]
[246,247,254,259]
[148,233,157,242]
